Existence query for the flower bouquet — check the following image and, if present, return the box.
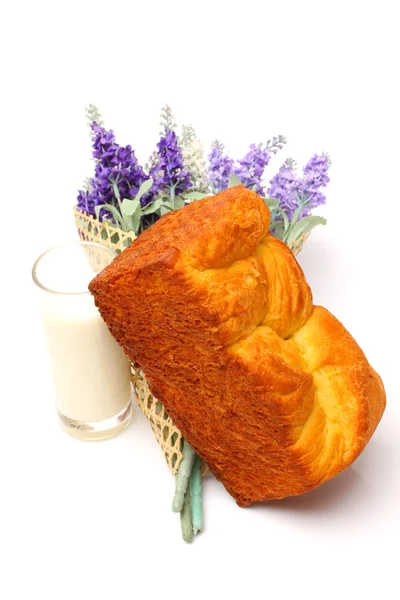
[74,104,331,540]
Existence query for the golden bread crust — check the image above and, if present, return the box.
[89,186,386,505]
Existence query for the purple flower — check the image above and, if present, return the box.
[149,130,192,199]
[267,154,330,220]
[300,153,330,213]
[267,165,301,219]
[233,144,271,195]
[208,145,234,193]
[77,189,95,215]
[77,122,149,218]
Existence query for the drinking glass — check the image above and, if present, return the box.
[32,241,132,441]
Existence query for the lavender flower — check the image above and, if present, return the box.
[267,153,330,220]
[159,105,177,135]
[91,123,148,198]
[267,164,300,219]
[233,144,271,195]
[300,153,330,213]
[77,189,95,215]
[149,130,192,199]
[208,142,234,193]
[77,122,148,218]
[85,104,104,132]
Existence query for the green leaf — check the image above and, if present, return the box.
[141,198,164,215]
[132,204,142,234]
[183,191,210,201]
[272,207,289,232]
[228,174,243,188]
[111,179,121,200]
[121,198,140,217]
[271,225,285,241]
[281,204,303,242]
[290,204,304,227]
[134,178,154,203]
[285,216,327,244]
[262,197,279,208]
[173,197,185,209]
[269,219,285,230]
[161,200,174,210]
[159,206,172,216]
[95,204,125,230]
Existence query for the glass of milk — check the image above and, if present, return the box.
[32,241,132,441]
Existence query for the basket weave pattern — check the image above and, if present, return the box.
[131,367,185,472]
[75,207,307,475]
[74,207,135,252]
[288,233,309,256]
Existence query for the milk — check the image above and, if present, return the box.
[33,242,132,440]
[40,292,131,424]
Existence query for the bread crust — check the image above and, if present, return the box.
[89,186,386,505]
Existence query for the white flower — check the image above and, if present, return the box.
[181,128,210,193]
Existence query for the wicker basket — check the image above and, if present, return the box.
[74,206,308,475]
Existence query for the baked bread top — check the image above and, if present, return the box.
[89,186,386,505]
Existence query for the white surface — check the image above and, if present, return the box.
[2,1,399,599]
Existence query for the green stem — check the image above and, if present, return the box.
[180,486,194,543]
[172,440,195,513]
[170,184,176,209]
[190,454,203,534]
[112,178,123,212]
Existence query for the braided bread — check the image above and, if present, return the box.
[89,186,386,505]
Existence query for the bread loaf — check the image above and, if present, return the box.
[89,186,386,505]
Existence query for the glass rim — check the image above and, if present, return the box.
[32,240,116,296]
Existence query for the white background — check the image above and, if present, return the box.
[2,1,399,599]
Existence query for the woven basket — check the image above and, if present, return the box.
[74,206,308,474]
